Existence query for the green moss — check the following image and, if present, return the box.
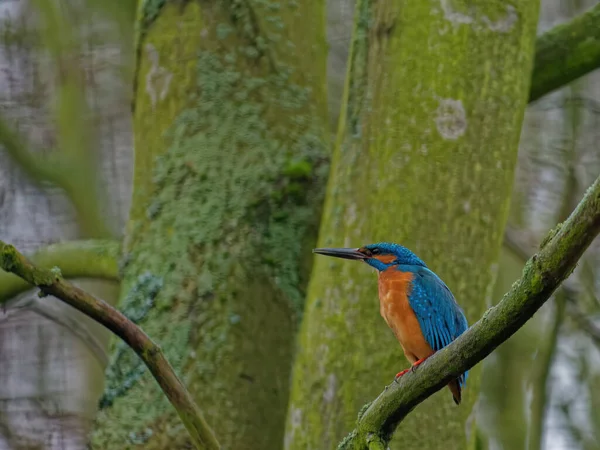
[530,3,600,101]
[357,401,372,420]
[0,240,120,304]
[30,268,58,286]
[283,159,313,179]
[0,244,18,273]
[98,271,163,408]
[92,0,328,448]
[0,243,61,287]
[337,431,356,450]
[286,0,541,448]
[345,0,370,138]
[539,222,563,249]
[139,0,167,34]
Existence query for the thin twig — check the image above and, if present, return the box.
[566,298,600,347]
[0,241,220,450]
[0,239,121,303]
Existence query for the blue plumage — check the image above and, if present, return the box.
[312,241,470,403]
[364,242,426,269]
[404,265,469,387]
[362,243,469,386]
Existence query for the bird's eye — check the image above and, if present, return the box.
[371,248,380,255]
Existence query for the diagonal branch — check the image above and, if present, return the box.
[565,296,600,347]
[0,239,121,303]
[339,174,600,449]
[0,241,220,450]
[530,3,600,102]
[0,116,113,238]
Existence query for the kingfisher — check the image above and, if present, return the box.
[313,242,469,405]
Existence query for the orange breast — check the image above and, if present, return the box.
[378,267,434,363]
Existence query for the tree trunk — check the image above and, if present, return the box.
[285,1,540,449]
[91,1,328,448]
[326,0,354,132]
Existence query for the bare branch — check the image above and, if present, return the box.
[566,296,600,347]
[0,115,113,238]
[339,175,600,449]
[0,240,220,450]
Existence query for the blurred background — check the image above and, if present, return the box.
[0,0,598,449]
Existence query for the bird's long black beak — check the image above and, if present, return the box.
[312,247,367,260]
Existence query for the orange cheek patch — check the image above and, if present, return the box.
[375,255,396,264]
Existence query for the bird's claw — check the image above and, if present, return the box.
[395,358,429,382]
[410,357,427,374]
[394,369,409,383]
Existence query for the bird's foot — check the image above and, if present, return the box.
[394,369,410,383]
[394,357,430,383]
[409,357,428,374]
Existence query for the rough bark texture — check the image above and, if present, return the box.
[285,1,540,449]
[91,1,328,448]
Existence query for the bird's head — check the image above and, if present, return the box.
[313,242,426,272]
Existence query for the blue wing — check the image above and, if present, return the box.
[406,265,469,386]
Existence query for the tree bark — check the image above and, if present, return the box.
[90,1,328,448]
[285,1,540,449]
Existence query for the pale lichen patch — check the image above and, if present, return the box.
[482,5,518,33]
[323,373,337,403]
[283,406,303,450]
[439,0,474,25]
[345,203,358,226]
[434,98,467,140]
[144,43,172,109]
[440,1,518,33]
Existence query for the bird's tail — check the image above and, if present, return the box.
[448,379,461,405]
[448,370,468,405]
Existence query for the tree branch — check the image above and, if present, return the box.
[0,241,220,450]
[0,115,113,238]
[530,3,600,102]
[339,175,600,449]
[0,239,121,303]
[566,296,600,347]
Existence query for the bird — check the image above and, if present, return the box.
[313,242,469,405]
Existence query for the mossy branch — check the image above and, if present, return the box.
[0,240,220,450]
[338,175,600,450]
[530,3,600,102]
[0,239,121,303]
